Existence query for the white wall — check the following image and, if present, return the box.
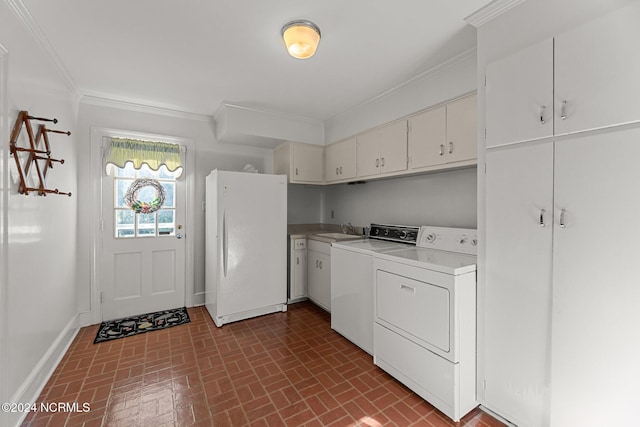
[473,0,635,410]
[75,101,273,317]
[319,47,478,230]
[325,51,477,143]
[287,184,323,224]
[323,168,477,228]
[1,3,79,424]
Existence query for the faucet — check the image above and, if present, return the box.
[341,222,356,235]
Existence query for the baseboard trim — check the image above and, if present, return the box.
[76,310,92,327]
[9,312,80,427]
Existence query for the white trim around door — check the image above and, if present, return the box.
[89,127,196,325]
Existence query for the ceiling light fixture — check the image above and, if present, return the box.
[281,20,321,59]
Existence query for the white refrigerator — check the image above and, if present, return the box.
[205,170,288,327]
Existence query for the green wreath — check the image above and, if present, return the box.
[124,178,166,214]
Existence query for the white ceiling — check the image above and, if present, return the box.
[19,0,490,121]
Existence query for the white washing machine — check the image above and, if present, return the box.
[372,226,478,422]
[331,224,419,355]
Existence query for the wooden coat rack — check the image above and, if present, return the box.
[9,110,72,196]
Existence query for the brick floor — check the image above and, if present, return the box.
[22,302,506,426]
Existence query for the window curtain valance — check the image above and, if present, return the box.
[105,138,183,177]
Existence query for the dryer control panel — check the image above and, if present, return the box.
[417,226,478,255]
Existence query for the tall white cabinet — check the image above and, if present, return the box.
[483,3,640,426]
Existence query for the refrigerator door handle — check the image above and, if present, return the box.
[223,210,228,277]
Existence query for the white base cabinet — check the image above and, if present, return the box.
[485,128,640,426]
[485,143,553,426]
[288,238,307,303]
[307,240,331,312]
[550,129,640,427]
[483,4,640,425]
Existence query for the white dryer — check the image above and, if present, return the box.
[373,226,478,422]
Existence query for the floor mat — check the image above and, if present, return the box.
[94,307,190,343]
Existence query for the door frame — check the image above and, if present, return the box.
[89,126,195,325]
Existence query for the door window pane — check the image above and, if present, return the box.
[157,210,175,236]
[115,210,135,238]
[115,179,134,208]
[137,213,156,237]
[111,162,178,238]
[160,182,175,208]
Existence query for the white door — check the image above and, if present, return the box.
[307,250,331,312]
[554,2,640,136]
[378,120,408,174]
[484,142,554,426]
[408,106,447,169]
[357,131,382,178]
[485,38,553,147]
[101,140,186,320]
[551,128,640,426]
[445,94,477,164]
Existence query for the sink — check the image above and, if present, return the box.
[315,232,361,240]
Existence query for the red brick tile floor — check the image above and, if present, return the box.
[22,302,506,427]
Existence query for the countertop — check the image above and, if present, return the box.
[288,223,363,243]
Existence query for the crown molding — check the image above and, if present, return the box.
[327,47,477,123]
[4,0,80,94]
[464,0,527,27]
[80,94,213,122]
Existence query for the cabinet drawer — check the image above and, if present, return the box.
[293,238,306,250]
[307,239,331,254]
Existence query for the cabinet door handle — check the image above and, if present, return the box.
[339,166,343,174]
[336,167,339,175]
[376,158,379,167]
[448,142,454,154]
[539,209,545,227]
[296,256,299,265]
[381,157,385,167]
[439,144,444,156]
[400,284,415,295]
[315,260,319,268]
[319,261,323,269]
[560,101,567,120]
[295,167,299,175]
[539,105,546,124]
[559,209,566,228]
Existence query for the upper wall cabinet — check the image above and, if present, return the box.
[554,4,640,136]
[408,105,446,169]
[356,120,408,179]
[446,94,478,163]
[325,137,356,183]
[409,94,478,170]
[486,39,554,147]
[273,141,324,184]
[486,2,640,147]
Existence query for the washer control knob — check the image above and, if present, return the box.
[425,233,437,244]
[471,238,478,246]
[399,230,408,239]
[458,235,467,245]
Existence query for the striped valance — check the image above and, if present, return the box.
[105,138,183,177]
